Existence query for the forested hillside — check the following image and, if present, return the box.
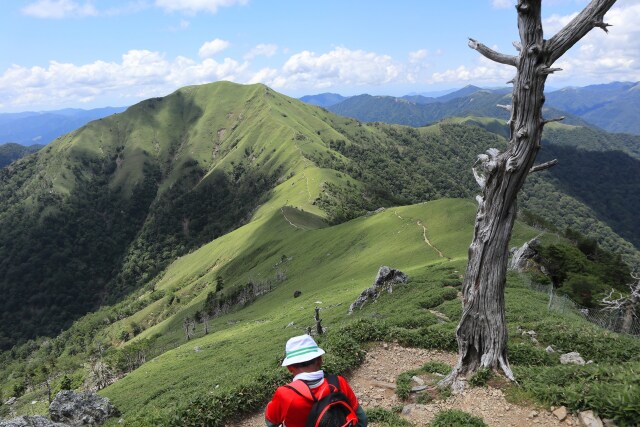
[0,143,42,168]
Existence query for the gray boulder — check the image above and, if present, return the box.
[560,352,586,365]
[49,391,118,426]
[0,416,68,427]
[348,266,408,314]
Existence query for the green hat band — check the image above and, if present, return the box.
[285,346,319,359]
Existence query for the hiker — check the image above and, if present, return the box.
[265,334,367,427]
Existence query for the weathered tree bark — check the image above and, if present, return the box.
[602,273,639,335]
[441,0,617,391]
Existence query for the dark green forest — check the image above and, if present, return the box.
[0,143,42,168]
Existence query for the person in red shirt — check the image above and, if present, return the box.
[265,334,367,427]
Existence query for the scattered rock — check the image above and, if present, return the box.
[369,380,396,390]
[286,321,295,328]
[348,266,408,314]
[528,410,539,418]
[0,416,69,427]
[4,397,16,406]
[560,352,586,365]
[578,410,603,427]
[194,346,201,352]
[412,376,425,385]
[49,391,119,426]
[509,237,540,271]
[293,290,301,298]
[552,406,568,421]
[545,346,555,353]
[410,385,428,392]
[602,418,617,427]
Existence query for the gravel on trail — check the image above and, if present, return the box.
[228,343,577,427]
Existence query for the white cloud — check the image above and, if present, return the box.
[492,0,514,9]
[22,0,98,19]
[244,44,278,60]
[155,0,248,14]
[198,39,231,58]
[428,55,514,85]
[264,47,401,90]
[409,49,428,63]
[0,49,250,109]
[544,2,640,85]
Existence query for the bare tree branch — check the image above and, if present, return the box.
[468,38,518,66]
[546,0,618,64]
[530,159,558,173]
[542,116,566,125]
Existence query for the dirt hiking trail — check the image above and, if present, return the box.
[229,343,578,426]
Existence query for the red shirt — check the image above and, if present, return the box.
[265,375,359,427]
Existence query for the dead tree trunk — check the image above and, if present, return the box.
[441,0,617,390]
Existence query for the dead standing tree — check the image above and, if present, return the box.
[441,0,618,390]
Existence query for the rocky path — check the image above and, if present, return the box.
[229,343,580,426]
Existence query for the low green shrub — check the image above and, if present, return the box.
[441,278,462,288]
[533,322,640,363]
[365,407,412,426]
[395,373,413,401]
[395,312,438,329]
[320,333,366,374]
[514,362,640,426]
[388,323,456,351]
[339,318,390,343]
[418,288,459,310]
[429,409,487,427]
[434,299,462,322]
[420,361,451,375]
[508,342,555,366]
[468,368,493,387]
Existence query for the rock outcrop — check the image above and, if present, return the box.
[49,391,118,426]
[0,416,68,427]
[509,237,540,271]
[348,266,408,314]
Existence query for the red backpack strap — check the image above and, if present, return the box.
[283,379,317,402]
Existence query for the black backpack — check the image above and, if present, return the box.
[284,374,358,427]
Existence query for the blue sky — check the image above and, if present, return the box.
[0,0,638,112]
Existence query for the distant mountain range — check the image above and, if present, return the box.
[300,81,640,135]
[0,106,126,146]
[545,81,640,135]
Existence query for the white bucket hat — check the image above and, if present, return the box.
[281,334,325,366]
